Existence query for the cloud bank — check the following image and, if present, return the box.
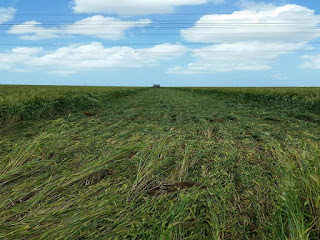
[170,3,320,74]
[0,42,188,74]
[168,42,305,74]
[8,16,151,40]
[181,4,320,43]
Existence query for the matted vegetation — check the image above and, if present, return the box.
[0,86,319,239]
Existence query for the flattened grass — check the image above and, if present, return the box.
[0,87,319,239]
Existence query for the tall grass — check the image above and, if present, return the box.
[0,87,319,239]
[175,87,320,113]
[0,85,146,126]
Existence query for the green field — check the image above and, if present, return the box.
[0,86,319,239]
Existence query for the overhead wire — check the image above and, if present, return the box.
[1,14,320,53]
[1,12,319,15]
[2,50,320,55]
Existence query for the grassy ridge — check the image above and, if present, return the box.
[0,85,146,126]
[0,87,320,239]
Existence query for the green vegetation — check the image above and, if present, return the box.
[0,86,319,239]
[0,85,144,127]
[175,87,320,114]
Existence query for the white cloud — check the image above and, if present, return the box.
[0,42,188,74]
[171,3,320,74]
[301,54,320,70]
[8,21,59,40]
[181,4,320,43]
[0,7,16,24]
[0,47,42,71]
[168,41,305,74]
[8,16,151,40]
[72,0,223,15]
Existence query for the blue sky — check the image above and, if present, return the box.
[0,0,320,86]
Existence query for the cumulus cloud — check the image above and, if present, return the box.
[301,54,320,70]
[168,41,305,74]
[0,7,16,24]
[8,21,59,40]
[0,42,188,74]
[170,3,320,74]
[0,47,43,71]
[72,0,223,15]
[8,16,151,40]
[181,4,320,43]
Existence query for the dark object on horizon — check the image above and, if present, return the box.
[153,84,161,88]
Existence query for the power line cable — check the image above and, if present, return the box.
[2,50,320,55]
[1,42,320,46]
[1,12,319,15]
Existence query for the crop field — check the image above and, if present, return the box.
[0,86,320,239]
